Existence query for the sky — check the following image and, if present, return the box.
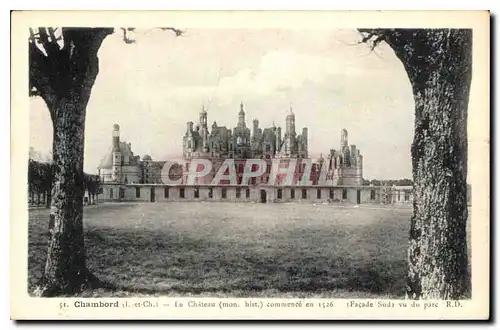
[29,28,416,180]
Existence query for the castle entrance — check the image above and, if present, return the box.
[260,189,267,203]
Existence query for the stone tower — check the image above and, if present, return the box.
[199,106,209,152]
[284,106,297,155]
[199,105,208,128]
[252,119,259,139]
[341,128,348,148]
[276,126,282,154]
[238,102,246,127]
[111,124,121,182]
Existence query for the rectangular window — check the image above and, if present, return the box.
[164,187,169,198]
[251,177,256,185]
[180,188,185,198]
[329,188,334,199]
[136,187,140,198]
[277,189,282,199]
[302,188,307,199]
[290,189,295,199]
[317,189,321,199]
[245,188,250,198]
[208,188,213,198]
[119,188,125,198]
[194,187,199,198]
[110,188,113,199]
[222,188,227,199]
[342,188,347,200]
[405,192,409,201]
[236,188,241,198]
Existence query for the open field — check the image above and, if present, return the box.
[29,202,415,298]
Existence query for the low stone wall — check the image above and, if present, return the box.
[98,183,413,205]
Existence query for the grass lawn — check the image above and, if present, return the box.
[28,202,414,298]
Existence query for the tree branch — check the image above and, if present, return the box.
[29,40,57,112]
[38,28,62,58]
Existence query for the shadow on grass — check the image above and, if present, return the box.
[28,206,409,298]
[78,227,407,298]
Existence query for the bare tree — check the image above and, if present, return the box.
[359,29,472,299]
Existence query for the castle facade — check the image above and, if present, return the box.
[182,103,363,186]
[95,103,393,205]
[97,124,180,184]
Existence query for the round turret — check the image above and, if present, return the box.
[112,124,120,151]
[142,154,152,161]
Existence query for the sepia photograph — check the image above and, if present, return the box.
[11,10,490,320]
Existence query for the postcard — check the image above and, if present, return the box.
[11,10,490,320]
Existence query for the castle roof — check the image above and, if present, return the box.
[97,141,135,169]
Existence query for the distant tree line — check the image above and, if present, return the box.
[28,159,101,208]
[363,178,414,186]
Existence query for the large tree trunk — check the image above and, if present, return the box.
[387,30,472,299]
[30,28,114,296]
[36,96,92,296]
